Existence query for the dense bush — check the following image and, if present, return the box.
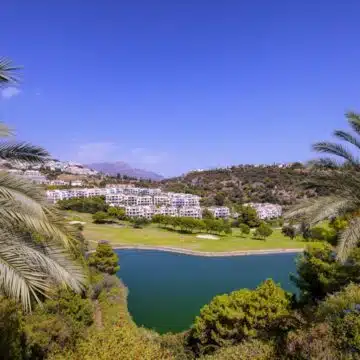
[201,339,275,360]
[281,225,297,240]
[284,322,340,360]
[57,196,108,214]
[236,205,261,227]
[253,222,273,240]
[92,211,109,224]
[24,289,93,359]
[309,225,337,245]
[239,223,250,236]
[317,283,360,355]
[188,279,290,355]
[88,243,120,274]
[0,298,25,360]
[291,243,360,303]
[130,216,150,228]
[107,206,126,219]
[58,324,174,360]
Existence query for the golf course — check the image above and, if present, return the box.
[69,212,311,254]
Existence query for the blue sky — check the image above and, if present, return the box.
[1,0,360,177]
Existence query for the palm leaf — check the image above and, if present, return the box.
[333,130,360,151]
[0,58,20,85]
[0,142,49,164]
[312,142,358,165]
[337,218,360,262]
[0,232,84,311]
[346,112,360,135]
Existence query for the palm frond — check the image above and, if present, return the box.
[346,112,360,135]
[307,158,341,169]
[312,142,358,165]
[0,58,20,85]
[0,172,48,218]
[0,142,49,164]
[333,130,360,151]
[0,209,75,249]
[285,196,349,226]
[0,232,84,311]
[337,217,360,262]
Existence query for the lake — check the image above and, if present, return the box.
[115,249,299,333]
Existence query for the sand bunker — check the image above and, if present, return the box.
[196,234,219,240]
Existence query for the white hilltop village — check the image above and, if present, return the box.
[0,159,283,221]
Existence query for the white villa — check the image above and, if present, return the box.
[179,207,202,218]
[208,206,231,219]
[245,203,282,219]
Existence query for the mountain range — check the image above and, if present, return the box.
[86,161,164,181]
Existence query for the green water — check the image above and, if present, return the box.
[116,249,298,333]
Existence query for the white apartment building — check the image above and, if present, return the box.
[154,195,171,206]
[23,170,48,184]
[7,169,23,175]
[246,203,282,220]
[125,205,154,219]
[125,195,138,206]
[106,193,126,206]
[47,185,204,219]
[154,206,178,217]
[71,180,83,187]
[179,207,202,218]
[208,207,230,219]
[184,196,200,206]
[136,196,153,206]
[49,180,70,186]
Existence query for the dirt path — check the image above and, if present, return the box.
[94,300,103,329]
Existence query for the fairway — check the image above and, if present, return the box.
[69,212,309,253]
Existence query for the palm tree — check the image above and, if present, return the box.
[286,112,360,261]
[0,57,19,84]
[0,58,84,310]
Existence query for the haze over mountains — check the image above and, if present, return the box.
[86,161,164,181]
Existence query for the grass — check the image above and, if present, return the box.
[70,212,311,253]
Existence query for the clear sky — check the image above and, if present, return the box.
[1,0,360,177]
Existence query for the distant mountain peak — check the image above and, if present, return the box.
[86,161,164,181]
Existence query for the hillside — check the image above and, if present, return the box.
[87,161,164,181]
[160,164,324,207]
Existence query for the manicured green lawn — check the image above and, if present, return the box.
[69,212,310,252]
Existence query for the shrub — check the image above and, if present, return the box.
[24,289,93,358]
[92,211,109,224]
[281,225,297,240]
[317,283,360,354]
[309,225,337,245]
[188,279,290,355]
[239,223,250,236]
[236,205,261,227]
[130,217,150,228]
[57,196,108,214]
[57,324,174,360]
[107,206,126,219]
[88,243,120,274]
[202,208,214,219]
[0,297,25,360]
[201,339,275,360]
[253,223,273,240]
[284,322,340,360]
[291,243,360,303]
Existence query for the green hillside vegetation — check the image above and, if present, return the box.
[160,164,328,206]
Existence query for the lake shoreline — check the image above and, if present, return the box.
[110,245,304,257]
